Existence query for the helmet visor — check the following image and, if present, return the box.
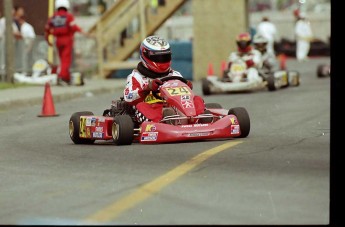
[237,40,250,49]
[144,49,172,63]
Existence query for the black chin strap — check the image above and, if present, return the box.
[137,62,171,79]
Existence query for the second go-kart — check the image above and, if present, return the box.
[69,75,250,145]
[202,59,300,95]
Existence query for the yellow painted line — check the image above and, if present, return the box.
[84,140,243,223]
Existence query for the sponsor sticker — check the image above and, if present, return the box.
[187,132,210,137]
[230,117,237,125]
[85,117,92,126]
[230,125,240,134]
[181,124,209,128]
[91,118,96,126]
[181,95,190,100]
[182,100,194,108]
[95,127,103,132]
[141,132,158,141]
[127,92,133,99]
[145,124,156,132]
[92,132,103,138]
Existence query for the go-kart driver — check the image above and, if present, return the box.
[226,32,263,82]
[253,33,278,72]
[123,36,195,123]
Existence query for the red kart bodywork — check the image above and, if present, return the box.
[77,112,241,144]
[70,77,250,145]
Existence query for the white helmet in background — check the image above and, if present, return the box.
[55,0,70,10]
[253,34,268,53]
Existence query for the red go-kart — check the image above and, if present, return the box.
[69,75,250,145]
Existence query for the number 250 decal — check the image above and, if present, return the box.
[166,87,190,96]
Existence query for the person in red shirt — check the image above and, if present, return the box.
[44,0,90,85]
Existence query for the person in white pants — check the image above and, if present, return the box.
[295,12,313,62]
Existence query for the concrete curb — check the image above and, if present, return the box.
[0,79,127,111]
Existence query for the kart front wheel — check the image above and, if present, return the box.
[112,115,134,145]
[202,78,211,95]
[69,111,95,144]
[228,107,250,138]
[317,64,330,78]
[266,74,277,91]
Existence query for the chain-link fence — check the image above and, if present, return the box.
[0,35,98,81]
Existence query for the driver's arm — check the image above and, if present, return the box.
[124,71,149,105]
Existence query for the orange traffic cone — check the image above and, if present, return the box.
[38,82,59,117]
[279,54,287,70]
[207,63,214,76]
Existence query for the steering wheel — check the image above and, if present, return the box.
[159,75,188,84]
[152,75,189,100]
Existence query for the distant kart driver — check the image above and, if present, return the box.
[123,36,199,123]
[226,32,263,82]
[253,33,278,72]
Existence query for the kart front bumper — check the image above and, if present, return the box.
[137,115,242,143]
[206,75,266,93]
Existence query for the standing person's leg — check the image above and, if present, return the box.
[296,40,303,61]
[59,42,73,83]
[297,40,308,61]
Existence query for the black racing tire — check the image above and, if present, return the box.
[317,64,329,78]
[205,103,223,109]
[69,111,95,144]
[112,115,134,145]
[266,74,277,91]
[202,78,211,95]
[288,70,300,86]
[228,107,250,138]
[222,69,230,79]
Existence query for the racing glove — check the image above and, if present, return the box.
[186,80,193,89]
[146,78,163,91]
[245,59,255,68]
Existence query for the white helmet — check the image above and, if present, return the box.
[253,34,268,53]
[55,0,70,10]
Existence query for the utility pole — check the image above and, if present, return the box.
[4,0,15,83]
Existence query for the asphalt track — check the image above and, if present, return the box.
[0,57,332,225]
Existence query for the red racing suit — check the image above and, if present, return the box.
[123,68,203,123]
[45,9,82,82]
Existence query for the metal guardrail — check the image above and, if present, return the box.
[0,35,98,80]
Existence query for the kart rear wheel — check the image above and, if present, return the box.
[288,70,300,86]
[112,115,134,145]
[317,65,323,78]
[317,64,330,78]
[69,111,95,144]
[202,78,211,95]
[266,74,277,91]
[228,107,250,138]
[205,103,223,109]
